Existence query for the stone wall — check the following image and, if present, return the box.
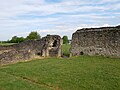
[70,25,120,58]
[0,35,62,65]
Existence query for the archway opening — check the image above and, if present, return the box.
[52,40,57,47]
[36,52,42,56]
[80,51,84,55]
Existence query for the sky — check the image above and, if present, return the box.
[0,0,120,40]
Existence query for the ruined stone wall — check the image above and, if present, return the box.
[70,26,120,57]
[0,35,62,65]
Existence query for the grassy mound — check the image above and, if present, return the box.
[0,56,120,90]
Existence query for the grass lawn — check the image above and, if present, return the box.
[0,56,120,90]
[0,43,16,46]
[62,44,71,56]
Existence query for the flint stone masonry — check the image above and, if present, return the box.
[70,25,120,57]
[0,35,62,65]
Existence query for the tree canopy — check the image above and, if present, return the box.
[62,36,69,44]
[10,36,25,43]
[8,31,41,43]
[26,31,41,40]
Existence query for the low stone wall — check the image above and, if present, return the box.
[0,35,62,65]
[70,25,120,58]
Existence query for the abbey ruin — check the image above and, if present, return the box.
[0,35,62,65]
[70,25,120,57]
[0,25,120,65]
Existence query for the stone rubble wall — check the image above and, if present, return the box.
[70,26,120,58]
[0,35,62,65]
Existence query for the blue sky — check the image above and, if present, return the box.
[0,0,120,40]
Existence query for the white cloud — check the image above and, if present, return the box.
[0,0,120,40]
[0,0,118,19]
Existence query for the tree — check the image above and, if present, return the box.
[10,36,18,43]
[26,31,41,40]
[10,36,25,43]
[17,37,25,43]
[62,36,69,44]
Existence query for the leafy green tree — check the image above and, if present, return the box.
[10,36,18,43]
[17,37,25,43]
[62,36,69,44]
[26,31,41,40]
[10,36,25,43]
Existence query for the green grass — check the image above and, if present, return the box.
[0,56,120,90]
[0,43,16,46]
[62,44,71,56]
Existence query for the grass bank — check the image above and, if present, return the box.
[0,43,16,46]
[62,44,71,56]
[0,56,120,90]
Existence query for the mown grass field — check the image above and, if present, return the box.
[0,44,120,90]
[62,44,71,56]
[0,43,16,46]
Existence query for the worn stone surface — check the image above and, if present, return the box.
[0,35,62,65]
[70,25,120,58]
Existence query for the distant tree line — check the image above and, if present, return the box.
[1,31,70,44]
[7,31,41,43]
